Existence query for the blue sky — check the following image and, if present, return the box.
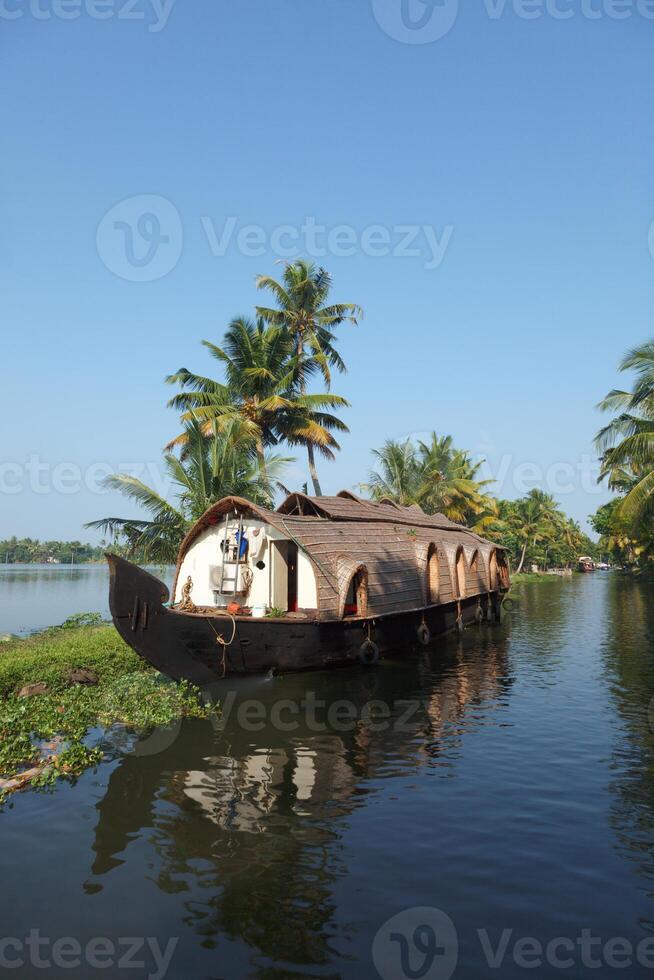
[2,0,653,541]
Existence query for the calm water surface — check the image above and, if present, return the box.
[0,564,174,634]
[3,573,654,978]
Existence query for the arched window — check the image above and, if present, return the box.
[469,551,486,592]
[427,544,440,604]
[343,566,368,618]
[456,547,466,599]
[497,553,510,589]
[489,550,499,590]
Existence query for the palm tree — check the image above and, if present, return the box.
[362,439,421,506]
[414,434,493,524]
[504,490,560,574]
[166,316,349,481]
[86,419,289,562]
[596,341,654,524]
[256,260,362,495]
[361,433,495,527]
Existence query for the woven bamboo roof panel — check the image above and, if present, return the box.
[176,492,508,621]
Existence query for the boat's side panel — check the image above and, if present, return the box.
[107,555,503,681]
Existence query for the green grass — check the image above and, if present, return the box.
[0,620,209,802]
[511,572,568,584]
[0,626,147,696]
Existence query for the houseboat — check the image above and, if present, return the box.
[578,556,595,573]
[107,491,511,682]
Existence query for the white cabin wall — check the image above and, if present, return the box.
[174,519,318,613]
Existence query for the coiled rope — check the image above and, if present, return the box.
[206,612,237,677]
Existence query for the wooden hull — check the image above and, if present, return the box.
[107,554,504,682]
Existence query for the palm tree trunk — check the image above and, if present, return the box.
[297,330,323,497]
[515,540,528,574]
[256,437,267,478]
[307,444,323,497]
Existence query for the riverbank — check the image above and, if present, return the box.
[511,572,569,584]
[0,621,208,802]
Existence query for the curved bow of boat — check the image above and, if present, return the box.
[106,553,226,685]
[106,553,170,621]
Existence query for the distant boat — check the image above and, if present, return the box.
[578,556,595,573]
[107,491,511,680]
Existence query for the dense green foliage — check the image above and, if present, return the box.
[361,434,495,529]
[87,418,289,562]
[165,315,348,475]
[362,435,595,572]
[589,498,654,570]
[1,538,104,564]
[0,622,208,800]
[592,341,654,570]
[487,492,597,572]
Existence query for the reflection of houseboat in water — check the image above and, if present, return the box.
[86,637,512,965]
[578,556,595,573]
[108,491,510,679]
[90,634,511,846]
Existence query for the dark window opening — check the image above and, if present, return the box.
[343,569,368,618]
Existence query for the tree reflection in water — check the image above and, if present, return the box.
[86,630,512,968]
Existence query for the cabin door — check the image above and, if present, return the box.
[271,541,298,612]
[287,543,298,612]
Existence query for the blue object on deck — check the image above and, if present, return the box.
[235,530,248,559]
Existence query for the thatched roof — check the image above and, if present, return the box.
[175,491,507,621]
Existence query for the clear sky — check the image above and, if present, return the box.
[2,0,653,542]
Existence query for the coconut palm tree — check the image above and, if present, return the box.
[362,439,421,506]
[504,490,560,574]
[596,341,654,524]
[87,419,289,562]
[414,434,493,524]
[166,316,349,478]
[256,260,362,495]
[361,433,495,527]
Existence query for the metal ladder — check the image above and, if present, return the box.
[218,512,243,596]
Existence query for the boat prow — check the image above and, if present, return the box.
[107,554,228,686]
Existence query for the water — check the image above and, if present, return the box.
[0,564,174,635]
[3,573,654,979]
